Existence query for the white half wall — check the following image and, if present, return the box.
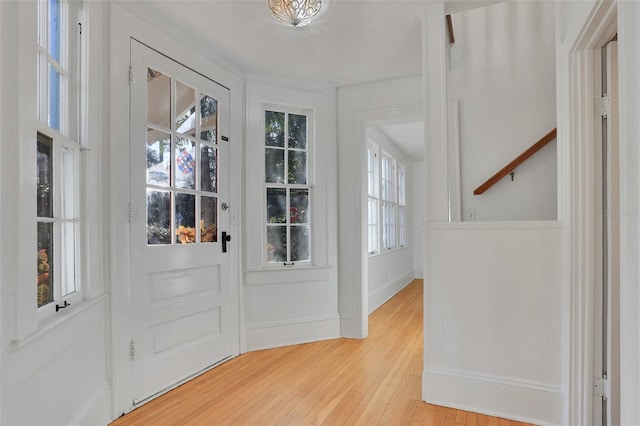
[423,222,564,425]
[448,1,557,221]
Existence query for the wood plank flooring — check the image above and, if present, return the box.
[112,280,531,425]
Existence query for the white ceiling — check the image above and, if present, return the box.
[116,0,426,87]
[116,0,498,157]
[378,121,424,160]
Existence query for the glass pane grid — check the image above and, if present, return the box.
[264,109,311,264]
[145,74,220,246]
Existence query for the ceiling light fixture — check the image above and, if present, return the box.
[268,0,322,27]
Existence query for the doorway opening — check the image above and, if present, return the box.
[361,106,425,322]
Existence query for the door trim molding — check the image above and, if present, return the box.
[558,1,617,424]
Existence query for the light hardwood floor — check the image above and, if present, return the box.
[112,280,531,425]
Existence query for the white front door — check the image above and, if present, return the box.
[129,40,238,405]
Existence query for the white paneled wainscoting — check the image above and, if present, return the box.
[423,221,565,425]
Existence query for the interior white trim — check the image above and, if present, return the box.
[447,99,461,222]
[559,1,619,424]
[245,266,332,286]
[245,315,340,352]
[427,221,564,231]
[424,370,563,426]
[427,366,564,394]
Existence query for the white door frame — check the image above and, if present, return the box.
[108,5,244,418]
[559,1,618,424]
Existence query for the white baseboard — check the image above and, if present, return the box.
[422,368,564,426]
[368,272,414,314]
[245,315,341,351]
[71,383,112,426]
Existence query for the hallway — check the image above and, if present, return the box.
[113,280,529,425]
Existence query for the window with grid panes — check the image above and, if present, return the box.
[367,143,379,255]
[398,165,407,248]
[36,0,83,313]
[264,109,312,265]
[381,153,396,250]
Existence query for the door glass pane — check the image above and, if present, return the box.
[147,68,170,128]
[267,188,286,223]
[176,81,196,136]
[37,222,53,307]
[201,196,217,243]
[60,222,76,296]
[48,64,61,130]
[288,113,307,149]
[265,148,285,183]
[175,193,195,244]
[175,137,195,189]
[266,226,287,262]
[290,189,308,224]
[60,145,75,218]
[288,150,306,184]
[291,226,310,262]
[265,111,285,147]
[147,190,171,245]
[200,94,217,143]
[37,134,53,218]
[200,145,217,193]
[146,130,171,187]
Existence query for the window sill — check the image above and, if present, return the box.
[245,265,333,286]
[368,246,410,258]
[10,295,107,352]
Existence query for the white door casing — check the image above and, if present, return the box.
[129,40,237,405]
[593,40,620,426]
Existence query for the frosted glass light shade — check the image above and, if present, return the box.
[268,0,322,27]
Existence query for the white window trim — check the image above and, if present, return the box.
[367,141,379,255]
[245,83,331,273]
[398,164,407,248]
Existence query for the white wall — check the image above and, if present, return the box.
[412,160,425,277]
[448,1,557,221]
[618,4,640,422]
[423,223,564,424]
[422,3,566,424]
[366,128,415,314]
[243,82,339,351]
[0,2,110,425]
[337,77,422,338]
